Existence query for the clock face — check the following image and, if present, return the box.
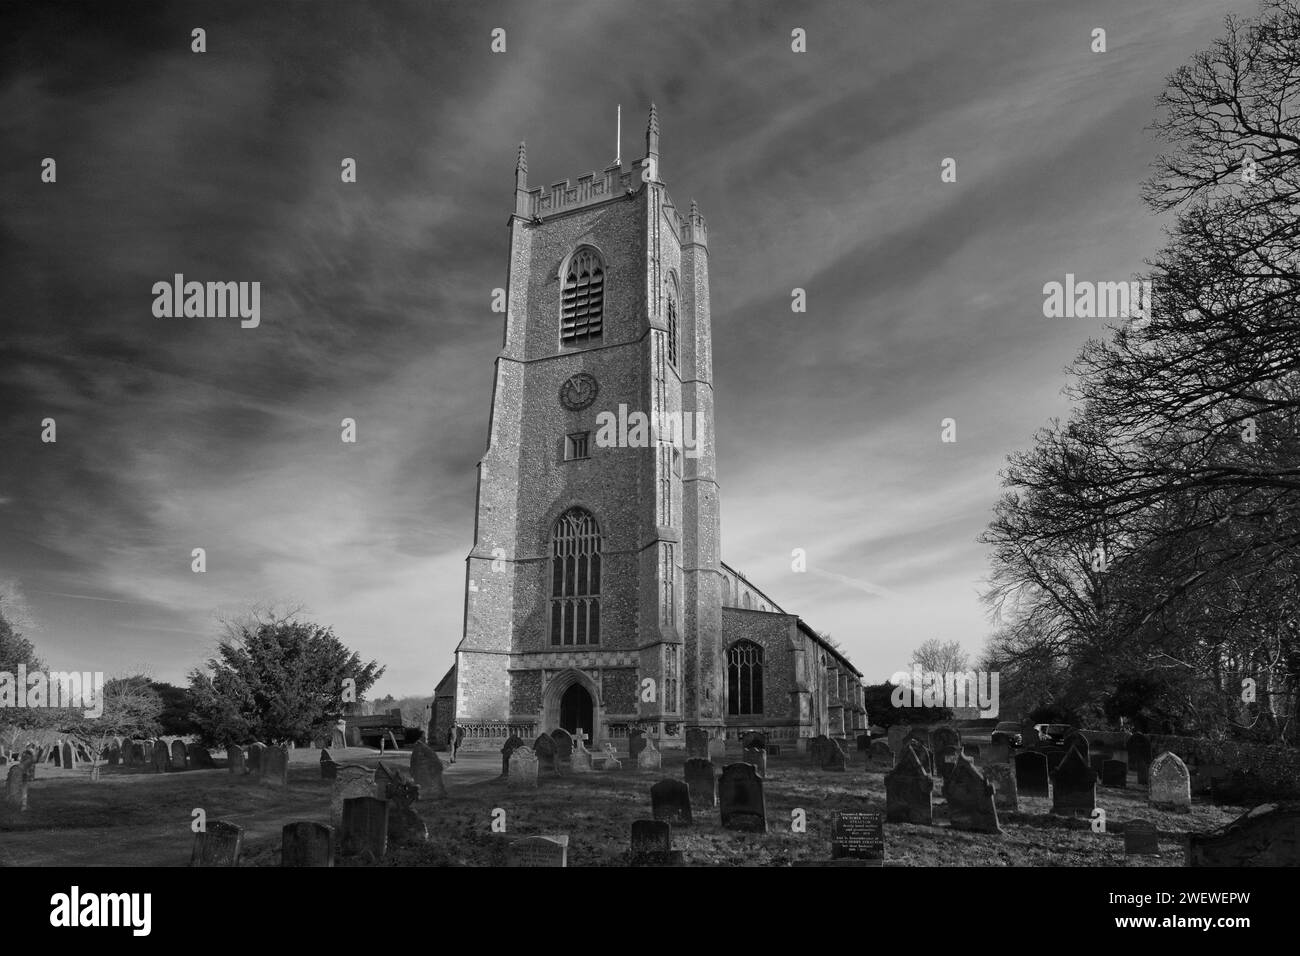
[559,372,599,411]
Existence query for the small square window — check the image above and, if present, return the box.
[565,432,590,461]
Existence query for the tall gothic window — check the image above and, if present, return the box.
[666,291,679,367]
[727,641,764,715]
[550,508,602,645]
[561,248,604,344]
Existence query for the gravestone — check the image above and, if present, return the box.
[630,819,682,866]
[570,738,593,773]
[330,765,378,827]
[508,834,568,867]
[191,820,243,867]
[1052,747,1097,816]
[856,734,871,752]
[984,762,1018,811]
[685,727,709,760]
[262,745,289,786]
[904,739,934,775]
[1127,732,1152,785]
[868,740,894,769]
[61,741,75,769]
[831,810,884,863]
[341,796,389,859]
[282,821,335,867]
[188,743,214,768]
[20,752,36,781]
[986,740,1011,765]
[139,739,153,766]
[887,724,910,754]
[508,746,539,788]
[650,778,692,826]
[706,736,725,761]
[943,755,1001,833]
[808,734,830,765]
[741,747,767,776]
[930,726,961,755]
[628,729,646,765]
[1013,749,1055,796]
[532,734,559,775]
[684,757,716,810]
[247,742,266,779]
[384,769,428,844]
[1186,803,1300,867]
[106,741,120,766]
[319,749,337,780]
[500,735,525,777]
[170,739,188,771]
[228,745,245,775]
[1043,748,1066,773]
[1124,819,1160,855]
[600,743,622,770]
[1101,759,1127,789]
[549,728,573,766]
[885,746,934,824]
[718,763,766,832]
[5,765,27,811]
[637,737,662,772]
[409,741,446,797]
[1148,752,1191,812]
[1061,732,1090,764]
[151,741,169,773]
[822,738,847,771]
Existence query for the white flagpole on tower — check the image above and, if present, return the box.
[615,104,622,166]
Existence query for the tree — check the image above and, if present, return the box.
[62,676,163,781]
[909,639,970,675]
[149,681,200,737]
[188,607,384,746]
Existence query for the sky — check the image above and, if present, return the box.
[0,0,1252,695]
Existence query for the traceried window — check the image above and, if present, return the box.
[666,291,679,367]
[727,640,764,715]
[561,248,605,344]
[550,508,602,646]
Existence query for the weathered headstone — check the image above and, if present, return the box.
[341,796,389,859]
[106,741,121,766]
[1127,732,1152,785]
[151,741,169,773]
[684,757,716,810]
[570,738,593,773]
[885,746,934,824]
[1186,803,1300,867]
[508,834,568,866]
[247,742,266,779]
[1101,759,1127,789]
[508,745,539,787]
[685,727,709,760]
[822,738,847,771]
[887,724,910,754]
[943,755,1000,833]
[319,748,337,780]
[5,764,28,811]
[741,746,767,776]
[533,734,559,775]
[718,763,766,832]
[61,741,75,769]
[650,778,692,826]
[904,738,934,775]
[930,725,961,754]
[831,810,884,863]
[868,739,893,769]
[409,741,446,797]
[1014,751,1049,798]
[1148,752,1191,812]
[637,736,662,772]
[984,762,1018,811]
[330,765,378,827]
[228,745,246,775]
[1061,732,1090,764]
[986,740,1011,765]
[19,752,36,781]
[600,742,622,770]
[170,739,188,771]
[191,820,243,867]
[706,736,725,761]
[808,734,829,765]
[1042,748,1067,773]
[282,821,335,867]
[549,728,573,766]
[500,735,525,777]
[1124,819,1160,855]
[1052,747,1097,816]
[630,819,682,866]
[628,729,646,765]
[262,745,289,786]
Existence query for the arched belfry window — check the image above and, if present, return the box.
[727,641,764,715]
[666,279,679,368]
[561,248,605,344]
[551,508,602,646]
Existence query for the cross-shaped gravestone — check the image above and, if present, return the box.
[573,728,589,748]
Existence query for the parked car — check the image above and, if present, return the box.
[990,722,1022,748]
[1034,723,1071,745]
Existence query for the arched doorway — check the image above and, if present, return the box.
[559,684,594,742]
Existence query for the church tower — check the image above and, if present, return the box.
[453,106,725,750]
